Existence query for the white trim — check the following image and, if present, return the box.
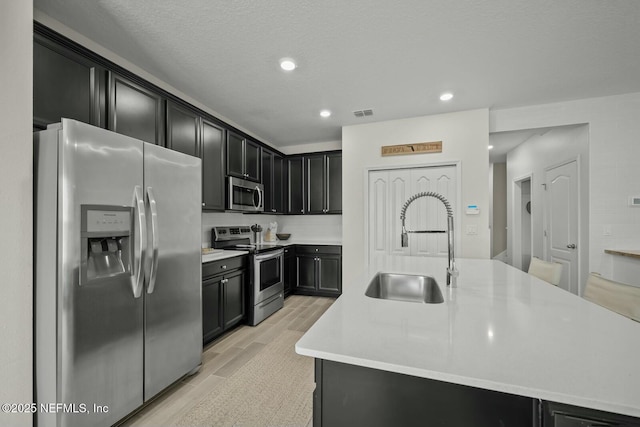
[511,173,533,271]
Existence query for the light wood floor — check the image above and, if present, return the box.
[121,295,335,427]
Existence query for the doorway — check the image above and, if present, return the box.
[512,176,532,272]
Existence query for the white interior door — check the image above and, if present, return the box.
[368,165,457,266]
[545,160,579,294]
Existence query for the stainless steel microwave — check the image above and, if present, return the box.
[227,176,264,212]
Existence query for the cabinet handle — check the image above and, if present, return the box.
[221,265,227,270]
[301,209,304,213]
[221,278,228,284]
[202,202,205,207]
[315,248,318,252]
[272,209,276,212]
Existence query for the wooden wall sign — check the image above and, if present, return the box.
[381,141,442,157]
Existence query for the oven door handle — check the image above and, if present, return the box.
[254,249,284,262]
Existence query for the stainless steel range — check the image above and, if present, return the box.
[212,226,284,325]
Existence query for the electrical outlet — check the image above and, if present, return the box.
[466,225,478,235]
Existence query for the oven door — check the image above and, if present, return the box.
[253,249,284,304]
[228,177,263,212]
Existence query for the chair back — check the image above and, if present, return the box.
[584,273,640,322]
[528,257,563,286]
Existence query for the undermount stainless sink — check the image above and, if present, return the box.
[365,272,444,304]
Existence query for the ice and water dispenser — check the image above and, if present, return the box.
[80,205,133,284]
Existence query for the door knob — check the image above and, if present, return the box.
[567,244,576,249]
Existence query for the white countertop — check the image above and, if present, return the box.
[295,256,640,418]
[201,249,249,263]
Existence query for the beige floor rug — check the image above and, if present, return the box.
[175,330,314,427]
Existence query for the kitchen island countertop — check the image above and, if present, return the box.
[295,256,640,418]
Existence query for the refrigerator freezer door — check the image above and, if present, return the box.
[44,119,144,427]
[143,143,202,400]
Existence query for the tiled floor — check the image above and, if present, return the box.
[121,295,334,427]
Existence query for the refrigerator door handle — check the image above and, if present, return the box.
[133,185,147,298]
[146,187,160,294]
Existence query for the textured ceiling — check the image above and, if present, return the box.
[35,0,640,147]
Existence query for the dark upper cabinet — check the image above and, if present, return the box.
[326,153,342,213]
[543,401,640,427]
[108,72,164,146]
[166,101,199,157]
[226,131,260,182]
[201,119,226,211]
[273,155,284,213]
[306,155,326,214]
[287,156,305,214]
[33,36,105,129]
[245,139,261,181]
[305,152,342,214]
[262,149,285,213]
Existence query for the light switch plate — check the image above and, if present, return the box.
[466,225,478,235]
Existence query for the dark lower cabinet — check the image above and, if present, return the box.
[33,35,105,129]
[222,270,245,329]
[314,359,537,427]
[202,256,247,344]
[283,246,295,297]
[295,245,342,297]
[543,401,640,427]
[202,277,223,342]
[108,71,164,146]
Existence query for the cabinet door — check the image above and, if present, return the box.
[202,119,225,210]
[288,156,305,214]
[326,153,342,213]
[227,131,244,178]
[202,277,223,343]
[223,270,245,329]
[273,155,285,213]
[262,149,274,212]
[296,255,317,291]
[318,255,342,294]
[283,248,295,296]
[244,139,261,182]
[34,37,105,129]
[544,402,640,427]
[108,72,164,146]
[166,101,199,157]
[306,155,326,214]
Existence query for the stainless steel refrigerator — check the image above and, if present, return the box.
[34,119,202,427]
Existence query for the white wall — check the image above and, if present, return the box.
[0,2,33,426]
[279,140,341,155]
[202,212,342,246]
[492,93,640,286]
[491,163,507,257]
[342,109,490,284]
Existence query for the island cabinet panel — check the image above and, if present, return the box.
[201,119,226,211]
[314,359,538,427]
[287,156,305,214]
[543,401,640,427]
[33,36,105,129]
[202,256,247,344]
[108,72,164,146]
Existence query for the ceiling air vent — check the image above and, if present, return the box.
[353,109,374,118]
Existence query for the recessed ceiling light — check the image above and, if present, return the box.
[488,145,494,150]
[280,58,296,71]
[440,92,454,101]
[320,110,331,118]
